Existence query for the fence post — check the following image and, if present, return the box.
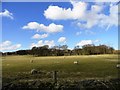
[53,71,57,85]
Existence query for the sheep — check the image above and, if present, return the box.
[74,61,79,64]
[116,64,120,68]
[31,69,38,74]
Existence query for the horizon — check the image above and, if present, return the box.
[0,44,119,53]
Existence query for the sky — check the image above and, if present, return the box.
[0,1,119,52]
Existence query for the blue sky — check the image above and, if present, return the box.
[0,1,118,52]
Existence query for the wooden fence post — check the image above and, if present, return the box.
[53,71,57,85]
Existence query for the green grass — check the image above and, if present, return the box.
[2,54,119,83]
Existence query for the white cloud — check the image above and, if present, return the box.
[32,33,48,39]
[94,0,119,2]
[0,9,13,19]
[44,1,87,20]
[1,41,12,47]
[76,39,100,47]
[58,37,67,43]
[76,31,82,36]
[30,40,55,48]
[99,5,118,28]
[0,41,21,51]
[22,22,63,33]
[85,30,96,35]
[94,39,100,43]
[44,1,118,29]
[76,40,93,46]
[78,4,118,29]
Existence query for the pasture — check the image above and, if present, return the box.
[2,54,119,83]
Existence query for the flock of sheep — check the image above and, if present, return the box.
[30,58,79,74]
[29,58,120,75]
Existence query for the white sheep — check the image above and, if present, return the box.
[74,61,78,64]
[31,69,38,74]
[116,64,120,68]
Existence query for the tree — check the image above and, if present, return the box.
[60,45,68,50]
[31,47,37,56]
[4,44,115,56]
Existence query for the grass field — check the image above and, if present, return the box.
[2,54,119,83]
[1,54,120,89]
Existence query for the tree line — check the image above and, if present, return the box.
[1,44,120,56]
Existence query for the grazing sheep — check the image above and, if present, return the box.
[31,69,37,74]
[116,64,120,68]
[74,61,78,64]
